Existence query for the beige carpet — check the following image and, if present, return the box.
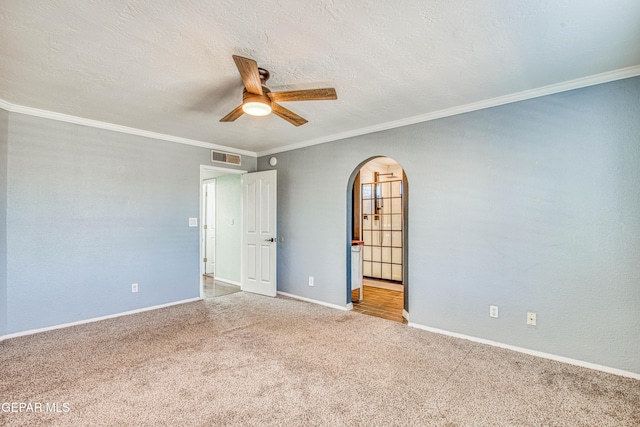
[1,292,638,426]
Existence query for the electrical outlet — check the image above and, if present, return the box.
[489,305,498,318]
[131,283,138,293]
[308,276,314,286]
[527,312,537,326]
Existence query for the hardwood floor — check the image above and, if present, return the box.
[352,285,406,324]
[203,275,241,298]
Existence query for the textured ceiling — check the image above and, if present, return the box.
[1,0,639,155]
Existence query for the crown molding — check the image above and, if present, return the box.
[0,101,257,157]
[2,65,638,159]
[257,65,640,157]
[0,98,13,111]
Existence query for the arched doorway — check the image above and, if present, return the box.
[346,157,409,323]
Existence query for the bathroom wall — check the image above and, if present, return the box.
[359,160,403,184]
[359,159,405,282]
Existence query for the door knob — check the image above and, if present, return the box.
[265,237,275,242]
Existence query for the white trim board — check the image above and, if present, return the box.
[408,322,640,381]
[0,297,201,342]
[0,100,256,158]
[1,66,638,158]
[276,291,639,380]
[277,291,350,311]
[0,98,12,111]
[257,65,640,156]
[214,278,242,287]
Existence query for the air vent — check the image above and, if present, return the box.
[211,150,241,165]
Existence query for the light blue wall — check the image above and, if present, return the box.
[259,77,640,375]
[0,109,8,336]
[215,174,241,283]
[5,113,255,334]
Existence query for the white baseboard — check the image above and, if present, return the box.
[0,297,202,341]
[277,291,350,311]
[213,277,242,287]
[408,322,640,381]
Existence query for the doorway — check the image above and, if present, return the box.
[199,166,245,298]
[199,166,278,299]
[347,157,409,323]
[203,179,216,276]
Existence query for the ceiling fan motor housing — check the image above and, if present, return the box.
[258,68,270,83]
[243,88,272,107]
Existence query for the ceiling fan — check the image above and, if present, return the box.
[220,55,337,127]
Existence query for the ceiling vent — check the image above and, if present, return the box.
[211,150,241,166]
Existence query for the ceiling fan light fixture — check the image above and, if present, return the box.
[220,55,337,125]
[242,100,272,116]
[242,91,272,116]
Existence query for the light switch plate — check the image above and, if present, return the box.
[188,218,198,227]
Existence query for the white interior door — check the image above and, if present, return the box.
[204,182,216,275]
[242,170,277,297]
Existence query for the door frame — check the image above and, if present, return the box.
[346,157,410,319]
[199,165,247,299]
[203,179,216,275]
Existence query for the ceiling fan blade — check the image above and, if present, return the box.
[268,88,337,103]
[232,55,263,95]
[220,105,244,122]
[271,102,308,127]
